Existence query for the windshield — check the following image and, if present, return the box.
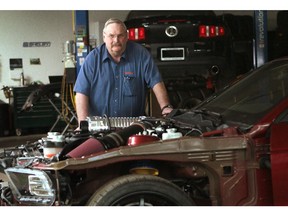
[197,59,288,126]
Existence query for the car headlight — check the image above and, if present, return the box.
[4,167,56,206]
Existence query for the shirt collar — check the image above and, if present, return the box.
[102,43,128,63]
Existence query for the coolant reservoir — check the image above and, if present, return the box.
[162,128,182,140]
[43,132,65,158]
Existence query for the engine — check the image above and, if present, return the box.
[1,109,224,164]
[63,109,223,158]
[0,108,224,206]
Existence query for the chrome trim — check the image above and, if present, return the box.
[165,26,178,37]
[160,47,185,61]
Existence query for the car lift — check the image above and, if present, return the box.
[49,40,78,134]
[253,11,268,68]
[48,11,89,134]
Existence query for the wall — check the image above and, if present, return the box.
[89,11,130,46]
[0,10,130,103]
[0,11,74,102]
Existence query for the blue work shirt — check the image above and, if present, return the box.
[74,41,163,117]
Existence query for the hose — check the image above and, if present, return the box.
[66,121,150,158]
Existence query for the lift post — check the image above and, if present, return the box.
[254,10,268,68]
[74,11,90,75]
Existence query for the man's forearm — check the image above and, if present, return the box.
[75,93,89,125]
[152,82,173,116]
[152,82,171,109]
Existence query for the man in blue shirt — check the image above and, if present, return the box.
[74,18,173,125]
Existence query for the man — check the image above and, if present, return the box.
[74,18,173,126]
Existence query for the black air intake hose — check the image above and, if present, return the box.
[66,121,150,158]
[99,122,149,149]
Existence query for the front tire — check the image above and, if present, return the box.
[87,174,195,206]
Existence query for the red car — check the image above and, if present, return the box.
[1,57,288,206]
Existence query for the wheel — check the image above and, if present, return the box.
[86,174,195,206]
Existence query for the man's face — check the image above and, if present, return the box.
[103,23,128,58]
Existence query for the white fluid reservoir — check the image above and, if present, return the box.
[162,128,182,140]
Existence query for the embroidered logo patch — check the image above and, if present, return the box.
[124,71,134,75]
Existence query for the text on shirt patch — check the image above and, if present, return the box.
[124,72,134,75]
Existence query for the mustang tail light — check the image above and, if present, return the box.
[128,27,145,41]
[199,25,225,38]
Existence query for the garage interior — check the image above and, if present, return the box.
[1,5,288,207]
[0,10,287,141]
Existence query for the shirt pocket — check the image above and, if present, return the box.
[123,73,136,96]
